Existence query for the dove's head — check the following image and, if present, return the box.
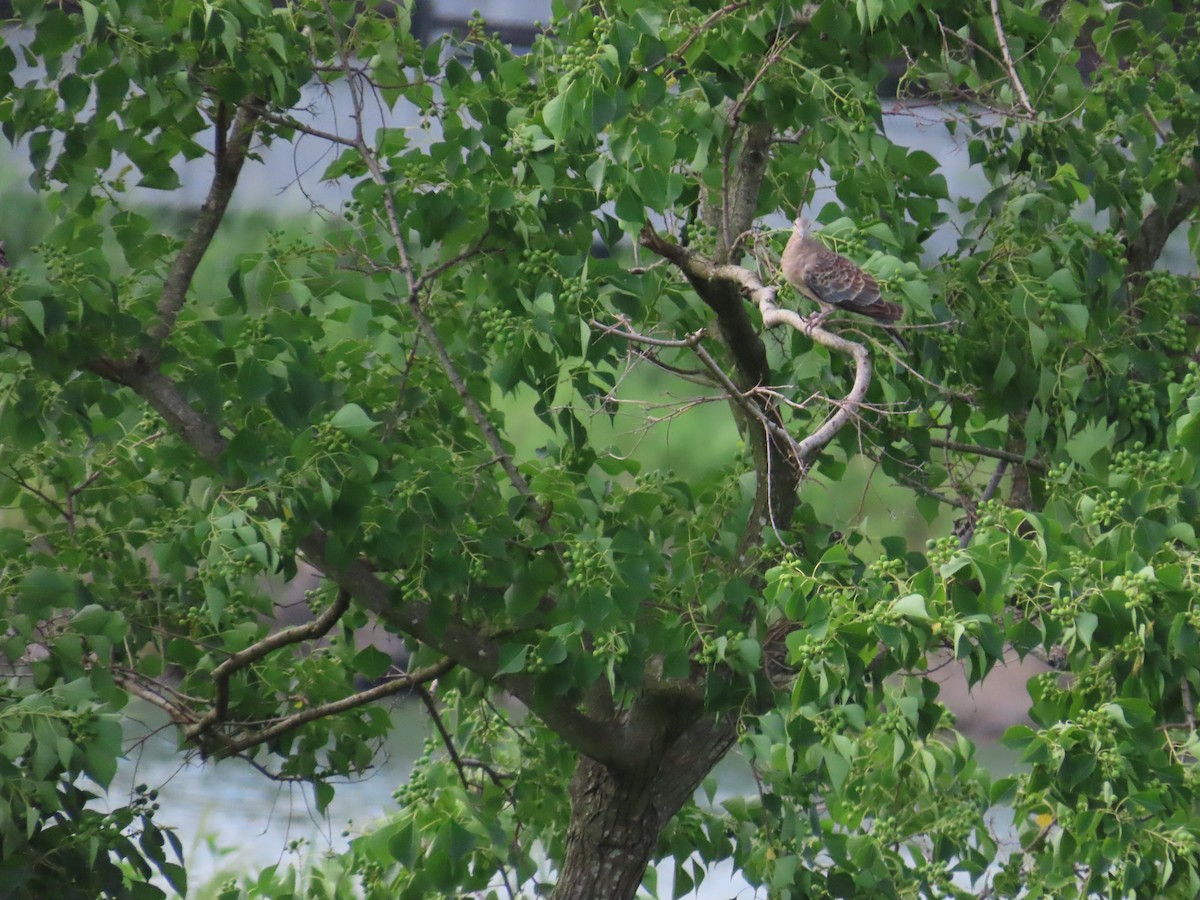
[792,215,812,238]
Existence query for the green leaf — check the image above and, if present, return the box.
[892,594,929,620]
[19,299,45,335]
[1047,269,1081,300]
[314,781,334,813]
[330,403,379,439]
[18,569,77,615]
[543,90,569,141]
[495,644,528,676]
[353,645,393,680]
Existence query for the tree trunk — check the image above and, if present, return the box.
[552,714,737,899]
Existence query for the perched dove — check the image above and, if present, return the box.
[781,216,902,324]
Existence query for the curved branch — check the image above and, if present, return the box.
[185,588,352,743]
[638,226,874,471]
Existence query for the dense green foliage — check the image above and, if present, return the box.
[2,0,1200,896]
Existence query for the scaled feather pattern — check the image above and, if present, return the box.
[781,217,901,322]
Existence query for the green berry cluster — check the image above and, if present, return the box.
[869,602,903,626]
[1096,746,1127,780]
[685,219,718,254]
[1076,706,1118,736]
[264,230,311,262]
[1045,587,1083,621]
[342,195,368,222]
[1110,570,1155,610]
[37,243,87,285]
[465,11,489,44]
[925,535,960,569]
[1114,630,1145,660]
[1046,460,1073,482]
[592,629,629,666]
[825,233,867,258]
[823,586,862,610]
[973,498,1008,531]
[1180,360,1200,397]
[559,277,590,315]
[517,246,558,281]
[1091,230,1125,267]
[915,859,953,893]
[314,420,353,456]
[1139,272,1192,352]
[697,629,746,666]
[524,646,556,674]
[787,635,826,669]
[872,814,902,845]
[935,799,982,845]
[867,555,906,580]
[828,94,876,134]
[1111,441,1170,479]
[929,323,961,356]
[1084,489,1123,527]
[201,553,263,596]
[1159,317,1189,353]
[557,17,613,79]
[392,739,440,808]
[479,306,524,352]
[563,540,610,589]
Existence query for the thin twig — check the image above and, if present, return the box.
[989,0,1035,116]
[322,1,546,520]
[0,467,71,527]
[253,106,358,148]
[671,1,752,62]
[931,437,1045,472]
[417,684,471,791]
[721,30,796,253]
[959,459,1008,548]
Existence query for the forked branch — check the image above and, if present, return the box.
[638,226,874,472]
[184,588,353,744]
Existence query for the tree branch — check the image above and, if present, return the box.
[219,658,455,756]
[144,103,261,359]
[930,437,1046,472]
[988,0,1035,117]
[81,360,627,769]
[1126,157,1200,279]
[639,226,874,473]
[185,588,352,743]
[320,3,547,521]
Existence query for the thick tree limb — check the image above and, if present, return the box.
[144,103,261,359]
[1126,157,1200,279]
[83,359,628,769]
